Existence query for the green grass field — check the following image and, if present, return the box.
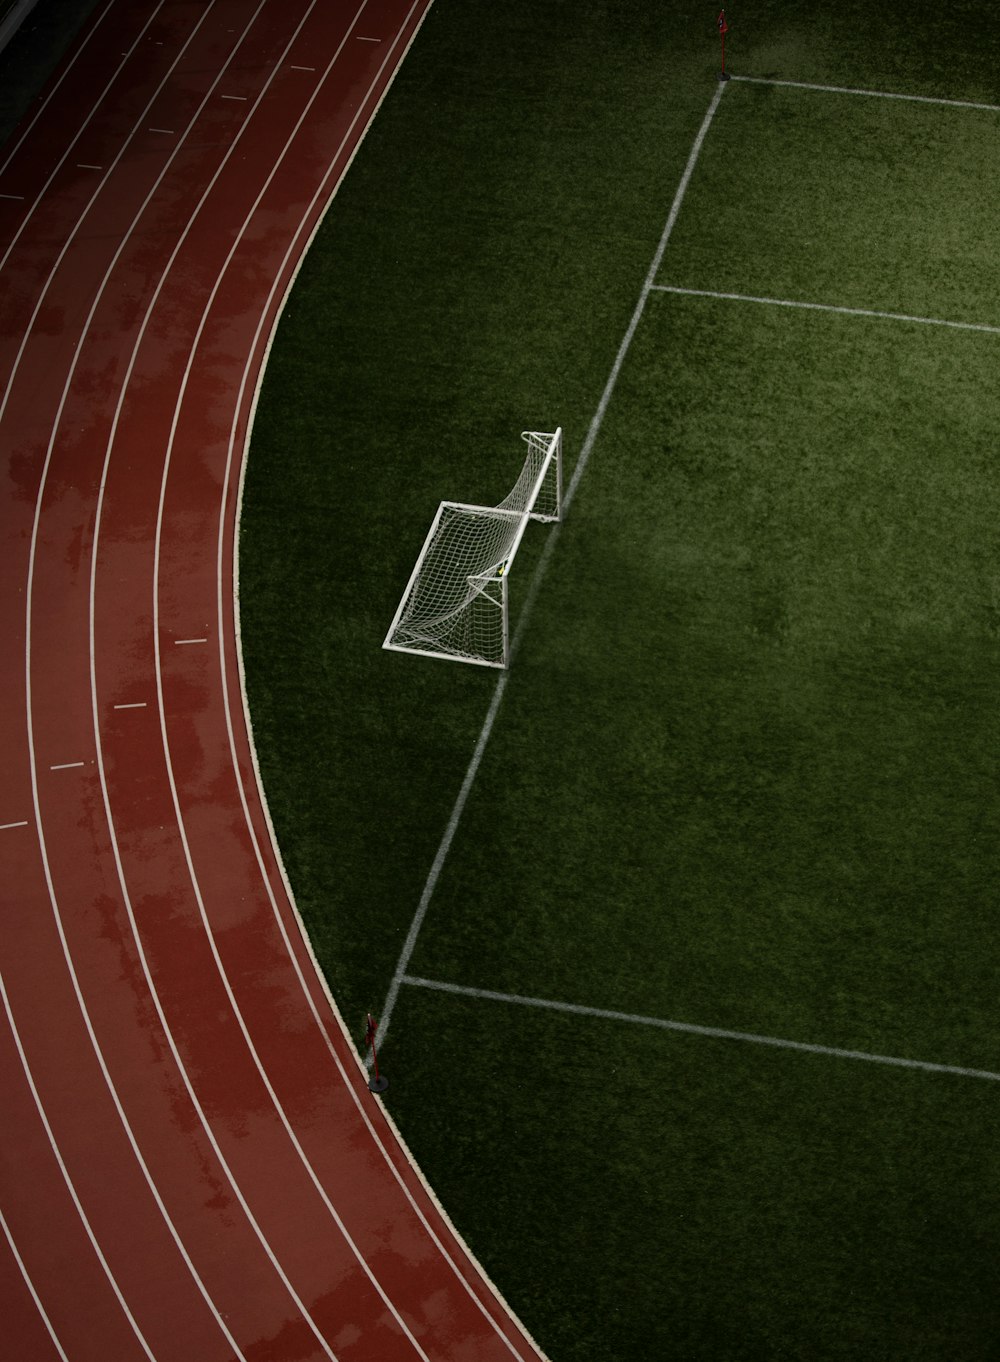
[241,4,1000,1357]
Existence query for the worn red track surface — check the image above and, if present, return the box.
[0,3,548,1358]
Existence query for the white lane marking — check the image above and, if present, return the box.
[148,128,175,135]
[75,164,104,171]
[731,73,1000,113]
[0,1204,71,1361]
[0,5,188,428]
[0,973,153,1359]
[87,0,460,1351]
[0,821,29,830]
[289,64,315,70]
[651,285,1000,336]
[113,703,147,710]
[145,5,435,1353]
[0,3,167,276]
[221,95,248,101]
[22,5,274,1358]
[173,637,208,645]
[375,79,730,1052]
[401,975,1000,1082]
[49,762,85,771]
[0,0,121,179]
[0,193,26,200]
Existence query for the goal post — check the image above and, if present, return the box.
[383,428,562,669]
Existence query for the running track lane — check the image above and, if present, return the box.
[0,2,549,1358]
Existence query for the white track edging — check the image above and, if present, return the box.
[229,4,551,1358]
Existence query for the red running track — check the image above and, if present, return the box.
[0,3,549,1359]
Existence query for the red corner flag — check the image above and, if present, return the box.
[717,9,731,81]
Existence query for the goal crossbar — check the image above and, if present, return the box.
[382,429,562,669]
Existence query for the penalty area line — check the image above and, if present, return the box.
[401,975,1000,1083]
[372,80,731,1058]
[731,73,1000,114]
[652,285,1000,336]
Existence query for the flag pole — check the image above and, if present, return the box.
[718,9,731,81]
[366,1013,389,1093]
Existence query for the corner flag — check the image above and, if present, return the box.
[717,9,731,81]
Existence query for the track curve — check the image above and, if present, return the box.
[0,3,548,1358]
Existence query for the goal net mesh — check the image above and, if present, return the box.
[383,429,561,668]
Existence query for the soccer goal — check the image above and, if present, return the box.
[383,428,562,669]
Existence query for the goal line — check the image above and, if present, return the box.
[401,975,1000,1083]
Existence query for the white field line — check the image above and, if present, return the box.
[401,976,1000,1084]
[141,5,431,1356]
[374,79,730,1052]
[0,2,168,280]
[731,73,1000,114]
[652,285,1000,336]
[225,5,551,1355]
[0,972,155,1360]
[24,5,270,1358]
[0,1201,70,1362]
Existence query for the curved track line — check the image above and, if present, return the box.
[0,972,155,1360]
[19,5,295,1355]
[0,3,210,425]
[0,1193,70,1362]
[223,10,547,1351]
[0,1,166,275]
[8,2,552,1354]
[87,2,418,1355]
[0,0,116,177]
[143,8,433,1353]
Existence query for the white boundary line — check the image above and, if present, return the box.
[143,4,430,1356]
[85,3,412,1359]
[651,285,1000,336]
[228,6,551,1357]
[0,2,168,281]
[0,5,197,429]
[0,971,155,1359]
[374,79,730,1051]
[22,6,271,1358]
[0,1199,70,1361]
[401,975,1000,1083]
[731,73,1000,113]
[0,0,117,176]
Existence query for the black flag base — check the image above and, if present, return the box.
[719,70,731,81]
[368,1074,389,1093]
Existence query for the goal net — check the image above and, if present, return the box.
[383,429,562,669]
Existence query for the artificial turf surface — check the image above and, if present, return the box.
[240,3,1000,1357]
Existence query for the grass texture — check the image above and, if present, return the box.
[241,4,1000,1358]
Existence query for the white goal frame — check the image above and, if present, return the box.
[383,429,562,669]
